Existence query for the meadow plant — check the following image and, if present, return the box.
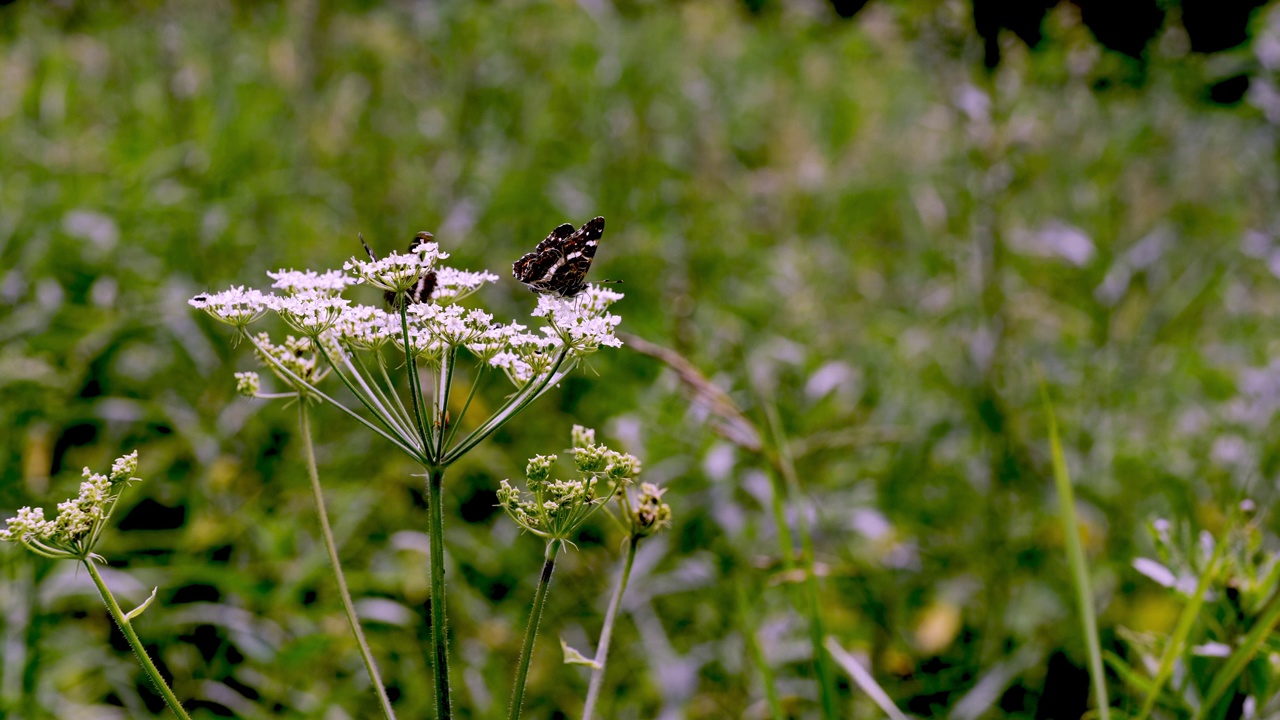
[190,235,625,718]
[0,453,192,719]
[495,426,657,720]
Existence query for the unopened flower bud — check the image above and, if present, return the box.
[235,372,261,397]
[526,454,556,485]
[571,425,596,449]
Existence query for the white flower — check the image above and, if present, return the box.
[407,303,493,347]
[267,268,359,295]
[189,286,273,329]
[433,267,500,302]
[344,241,449,294]
[333,304,397,350]
[275,291,351,336]
[531,284,624,351]
[2,452,143,558]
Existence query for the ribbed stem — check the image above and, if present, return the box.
[509,541,559,720]
[582,536,637,720]
[83,559,192,720]
[300,405,397,719]
[427,466,453,719]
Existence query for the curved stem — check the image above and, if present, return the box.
[318,343,415,442]
[509,541,559,720]
[435,347,457,459]
[582,536,638,720]
[245,334,425,463]
[763,399,839,720]
[427,466,453,719]
[300,405,397,719]
[444,347,573,464]
[400,303,435,461]
[442,364,485,453]
[82,559,192,720]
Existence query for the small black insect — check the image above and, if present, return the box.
[359,231,438,308]
[513,216,608,297]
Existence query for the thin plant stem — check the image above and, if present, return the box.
[427,466,453,719]
[762,399,839,720]
[349,350,416,438]
[318,343,415,442]
[736,570,784,720]
[373,350,417,430]
[1040,380,1111,720]
[509,541,559,720]
[582,536,638,720]
[82,559,192,720]
[300,404,397,720]
[399,304,435,459]
[444,347,573,465]
[442,364,486,453]
[435,347,456,459]
[245,334,425,462]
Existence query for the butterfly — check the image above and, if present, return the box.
[359,231,438,308]
[512,216,611,298]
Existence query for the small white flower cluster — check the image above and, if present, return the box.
[1,451,140,559]
[498,427,643,541]
[434,267,500,303]
[343,242,448,294]
[190,234,623,391]
[252,333,329,390]
[532,286,625,353]
[188,286,272,329]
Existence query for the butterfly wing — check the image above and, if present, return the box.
[513,217,605,297]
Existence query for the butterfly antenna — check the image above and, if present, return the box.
[358,233,377,261]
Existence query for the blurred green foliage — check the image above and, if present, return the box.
[5,1,1280,718]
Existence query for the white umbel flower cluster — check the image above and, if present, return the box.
[1,451,141,559]
[190,230,624,465]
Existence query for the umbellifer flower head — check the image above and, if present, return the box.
[499,428,638,543]
[1,452,143,559]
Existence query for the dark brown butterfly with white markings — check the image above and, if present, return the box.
[512,216,611,298]
[359,231,437,308]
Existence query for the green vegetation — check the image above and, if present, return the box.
[5,1,1280,718]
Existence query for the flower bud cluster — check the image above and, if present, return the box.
[1,452,141,559]
[253,333,328,391]
[626,483,672,538]
[498,428,640,542]
[235,371,261,397]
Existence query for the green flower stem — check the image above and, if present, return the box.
[373,350,417,431]
[763,400,839,720]
[245,334,425,463]
[509,540,560,720]
[435,347,456,459]
[443,347,572,465]
[299,405,397,720]
[399,304,435,459]
[82,559,192,720]
[581,536,638,720]
[348,349,417,439]
[427,466,453,719]
[1040,381,1111,720]
[318,343,416,443]
[442,364,486,452]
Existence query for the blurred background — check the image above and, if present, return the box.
[4,0,1280,717]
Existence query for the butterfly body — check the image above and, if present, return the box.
[513,216,606,298]
[360,231,437,308]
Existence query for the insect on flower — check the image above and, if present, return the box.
[359,231,438,308]
[513,216,618,298]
